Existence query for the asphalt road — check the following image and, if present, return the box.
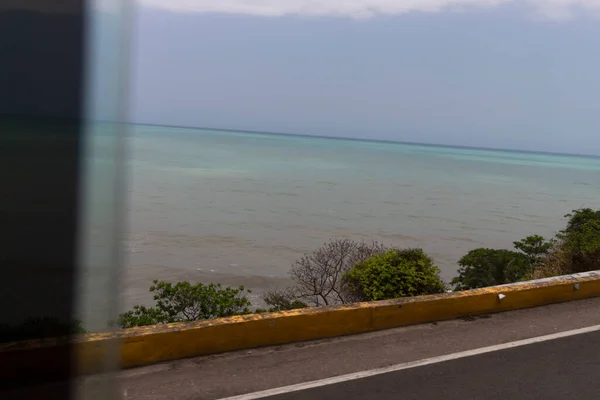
[114,297,600,400]
[260,330,600,400]
[4,297,600,399]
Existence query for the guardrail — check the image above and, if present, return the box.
[2,270,599,380]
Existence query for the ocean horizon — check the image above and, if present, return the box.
[128,122,600,159]
[90,121,600,320]
[62,124,600,330]
[116,123,600,316]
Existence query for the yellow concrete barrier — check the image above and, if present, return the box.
[2,271,600,376]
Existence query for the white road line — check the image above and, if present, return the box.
[218,324,600,400]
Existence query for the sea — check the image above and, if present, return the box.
[120,124,600,313]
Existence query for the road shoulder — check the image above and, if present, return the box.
[109,297,600,400]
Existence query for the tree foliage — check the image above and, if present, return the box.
[563,208,600,234]
[451,248,531,290]
[555,208,600,273]
[260,287,308,312]
[115,208,600,329]
[343,248,446,301]
[287,239,388,306]
[118,280,253,328]
[451,208,600,290]
[513,235,553,266]
[451,232,557,290]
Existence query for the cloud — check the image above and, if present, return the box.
[136,0,600,20]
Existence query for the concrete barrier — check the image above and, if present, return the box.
[2,271,600,377]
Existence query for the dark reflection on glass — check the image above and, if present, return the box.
[0,0,89,393]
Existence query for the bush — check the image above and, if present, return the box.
[528,209,600,279]
[451,248,531,290]
[526,246,572,280]
[118,280,253,328]
[513,235,553,267]
[563,208,600,234]
[261,287,308,312]
[556,208,600,273]
[343,248,446,301]
[288,239,388,306]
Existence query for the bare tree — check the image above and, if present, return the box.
[287,239,387,306]
[262,286,307,311]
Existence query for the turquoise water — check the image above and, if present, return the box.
[125,124,600,282]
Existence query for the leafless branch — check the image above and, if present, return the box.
[289,239,387,306]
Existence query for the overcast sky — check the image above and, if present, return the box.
[128,1,600,155]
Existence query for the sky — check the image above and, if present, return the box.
[127,0,600,155]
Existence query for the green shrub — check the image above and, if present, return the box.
[289,239,388,306]
[343,248,446,301]
[563,208,600,234]
[451,233,555,290]
[118,280,253,328]
[451,248,531,290]
[556,208,600,273]
[513,235,553,267]
[527,209,600,279]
